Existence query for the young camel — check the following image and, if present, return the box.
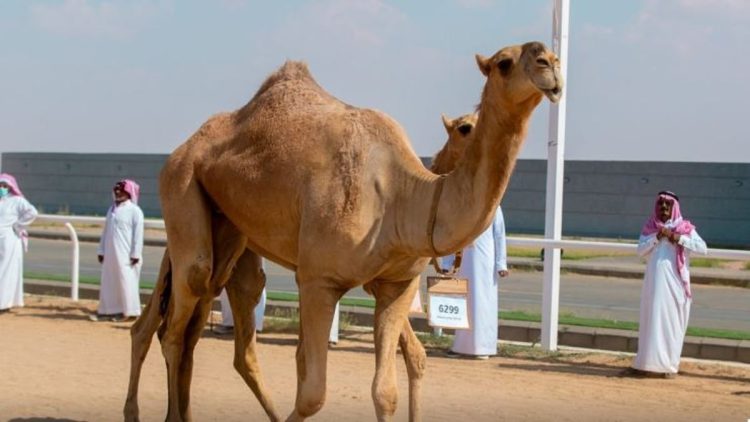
[368,111,480,420]
[126,41,562,422]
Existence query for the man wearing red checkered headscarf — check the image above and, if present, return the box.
[626,191,707,378]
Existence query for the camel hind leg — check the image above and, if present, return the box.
[225,249,281,421]
[124,248,172,422]
[171,212,253,419]
[174,295,216,418]
[159,175,215,422]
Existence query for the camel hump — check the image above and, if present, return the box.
[275,60,314,80]
[252,60,317,98]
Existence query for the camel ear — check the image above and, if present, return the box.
[475,54,491,77]
[441,113,454,133]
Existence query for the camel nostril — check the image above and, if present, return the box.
[536,58,550,67]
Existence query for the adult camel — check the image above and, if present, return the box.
[124,113,479,422]
[125,41,562,422]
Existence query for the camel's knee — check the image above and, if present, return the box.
[184,258,212,296]
[372,384,398,416]
[296,385,326,418]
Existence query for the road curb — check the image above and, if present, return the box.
[23,279,750,365]
[510,261,750,288]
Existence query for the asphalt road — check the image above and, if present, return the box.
[23,237,750,332]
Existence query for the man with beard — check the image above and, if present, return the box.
[625,191,707,378]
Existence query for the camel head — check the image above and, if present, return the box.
[441,112,477,150]
[475,41,563,106]
[431,113,479,174]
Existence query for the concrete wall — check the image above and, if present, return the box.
[503,160,750,247]
[4,152,749,247]
[0,153,164,217]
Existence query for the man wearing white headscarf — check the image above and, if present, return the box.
[443,205,508,359]
[0,173,38,312]
[625,190,707,378]
[91,179,144,322]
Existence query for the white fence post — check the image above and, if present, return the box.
[542,0,570,352]
[63,222,80,301]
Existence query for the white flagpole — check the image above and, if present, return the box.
[542,0,570,351]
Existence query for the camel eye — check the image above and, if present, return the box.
[497,58,513,75]
[536,58,550,67]
[457,124,472,135]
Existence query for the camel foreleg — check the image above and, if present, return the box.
[398,320,426,422]
[369,276,421,422]
[286,279,343,422]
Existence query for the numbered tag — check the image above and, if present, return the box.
[428,293,469,329]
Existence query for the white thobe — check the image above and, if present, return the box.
[329,302,340,343]
[0,195,38,310]
[633,228,707,374]
[97,200,144,316]
[444,206,507,356]
[220,287,267,332]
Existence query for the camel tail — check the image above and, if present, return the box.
[159,255,173,317]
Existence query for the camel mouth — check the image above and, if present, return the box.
[542,86,562,103]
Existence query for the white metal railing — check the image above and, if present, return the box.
[507,237,750,261]
[35,214,165,229]
[30,214,750,346]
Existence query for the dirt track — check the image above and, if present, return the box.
[1,295,749,421]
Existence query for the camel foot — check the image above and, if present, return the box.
[123,404,139,422]
[285,412,305,422]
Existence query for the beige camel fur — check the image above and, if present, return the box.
[124,41,562,422]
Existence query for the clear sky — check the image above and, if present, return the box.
[1,0,748,162]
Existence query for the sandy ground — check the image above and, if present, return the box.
[1,295,749,422]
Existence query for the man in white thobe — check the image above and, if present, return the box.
[0,173,38,312]
[628,190,707,378]
[92,179,144,322]
[444,206,508,359]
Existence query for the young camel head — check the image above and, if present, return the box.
[475,41,563,107]
[431,113,478,174]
